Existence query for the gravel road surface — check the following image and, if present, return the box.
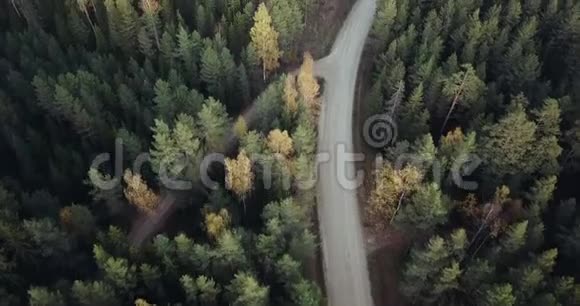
[315,0,377,305]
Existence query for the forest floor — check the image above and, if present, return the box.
[352,15,410,306]
[301,0,356,60]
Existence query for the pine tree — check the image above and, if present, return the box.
[201,45,224,100]
[438,128,477,174]
[372,0,397,43]
[226,272,269,306]
[290,279,323,306]
[59,204,96,236]
[159,30,175,74]
[270,0,304,58]
[176,27,201,86]
[241,130,266,156]
[501,220,528,255]
[237,63,251,106]
[23,218,70,258]
[400,235,449,300]
[397,183,449,232]
[480,100,538,177]
[196,5,208,36]
[191,275,220,305]
[533,98,563,175]
[220,46,237,107]
[250,3,281,80]
[116,0,139,53]
[53,85,94,136]
[72,280,120,306]
[140,0,161,50]
[96,253,137,291]
[104,0,122,47]
[76,0,98,38]
[398,83,429,141]
[293,122,316,156]
[67,3,91,45]
[234,116,248,138]
[180,276,211,304]
[440,64,485,134]
[138,26,155,58]
[480,284,516,306]
[28,287,65,306]
[198,97,229,152]
[215,231,248,275]
[274,253,302,285]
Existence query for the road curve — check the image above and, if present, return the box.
[315,0,377,305]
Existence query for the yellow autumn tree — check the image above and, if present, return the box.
[297,52,320,117]
[250,3,281,80]
[267,129,294,157]
[225,150,254,200]
[204,208,231,240]
[284,74,299,115]
[234,116,248,138]
[123,169,159,214]
[366,163,423,231]
[135,298,155,306]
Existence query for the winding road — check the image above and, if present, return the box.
[315,0,377,305]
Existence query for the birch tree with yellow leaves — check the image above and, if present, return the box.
[123,169,159,214]
[225,150,254,202]
[267,129,294,157]
[250,3,281,80]
[297,52,320,118]
[366,163,423,231]
[283,74,299,115]
[204,208,231,240]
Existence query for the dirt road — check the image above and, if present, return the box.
[314,0,377,305]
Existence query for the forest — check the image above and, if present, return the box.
[0,0,324,305]
[365,0,580,305]
[2,0,580,305]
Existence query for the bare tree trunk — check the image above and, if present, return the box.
[82,7,97,36]
[152,23,161,50]
[11,0,21,17]
[390,191,406,223]
[468,206,494,248]
[440,99,458,135]
[470,233,490,259]
[440,70,470,135]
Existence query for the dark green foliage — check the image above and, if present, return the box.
[396,183,449,232]
[0,1,319,305]
[71,280,120,306]
[371,0,580,305]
